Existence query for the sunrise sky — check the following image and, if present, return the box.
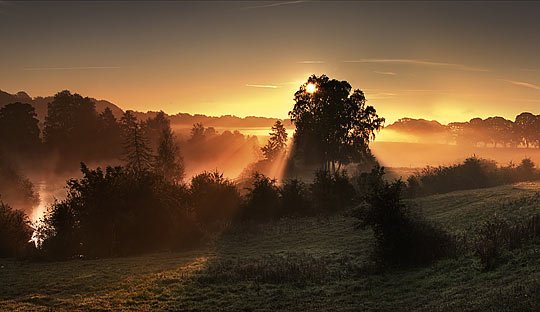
[1,1,540,123]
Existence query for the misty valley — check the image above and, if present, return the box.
[2,1,540,311]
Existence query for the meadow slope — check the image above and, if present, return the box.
[1,183,540,311]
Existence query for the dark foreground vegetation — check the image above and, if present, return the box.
[1,183,539,311]
[1,75,539,310]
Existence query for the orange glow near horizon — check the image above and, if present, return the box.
[1,2,540,124]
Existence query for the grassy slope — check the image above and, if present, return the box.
[1,183,540,311]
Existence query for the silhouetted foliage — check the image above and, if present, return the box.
[356,179,455,267]
[0,102,41,158]
[43,91,100,169]
[311,169,355,212]
[36,163,201,259]
[0,202,34,258]
[96,107,122,160]
[289,74,384,172]
[390,113,540,148]
[189,122,206,144]
[280,178,312,217]
[469,213,540,271]
[144,111,171,152]
[190,171,241,225]
[0,153,39,213]
[261,120,288,161]
[356,164,386,198]
[121,111,153,174]
[405,156,539,197]
[155,126,185,184]
[240,173,281,221]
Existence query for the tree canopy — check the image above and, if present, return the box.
[289,74,384,172]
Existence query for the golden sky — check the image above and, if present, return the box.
[1,1,540,124]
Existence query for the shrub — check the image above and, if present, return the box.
[280,178,312,216]
[240,173,281,221]
[190,170,241,225]
[0,202,34,258]
[356,164,386,199]
[36,163,202,259]
[311,169,355,212]
[471,213,540,271]
[357,179,455,267]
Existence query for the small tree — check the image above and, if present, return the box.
[121,111,153,174]
[261,120,288,161]
[155,127,185,184]
[241,173,281,221]
[357,179,454,267]
[190,171,241,224]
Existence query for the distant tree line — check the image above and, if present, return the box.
[388,113,540,148]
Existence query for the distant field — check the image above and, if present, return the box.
[2,183,540,311]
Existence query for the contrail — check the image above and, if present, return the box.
[503,79,540,90]
[240,1,306,10]
[344,58,488,72]
[23,66,121,71]
[246,84,280,89]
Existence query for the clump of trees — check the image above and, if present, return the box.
[405,157,538,197]
[36,164,199,259]
[389,113,540,148]
[0,202,34,258]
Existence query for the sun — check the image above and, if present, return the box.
[306,83,317,94]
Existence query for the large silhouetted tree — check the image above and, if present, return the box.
[289,75,384,172]
[0,102,41,157]
[43,90,99,167]
[97,107,122,159]
[261,120,288,160]
[515,112,538,148]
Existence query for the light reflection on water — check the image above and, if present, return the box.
[31,180,67,224]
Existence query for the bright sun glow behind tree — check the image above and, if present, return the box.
[306,83,317,94]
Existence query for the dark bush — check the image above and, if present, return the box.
[356,164,386,199]
[36,163,202,259]
[240,173,281,221]
[357,179,455,267]
[190,170,241,225]
[0,202,34,258]
[280,178,312,216]
[311,169,355,212]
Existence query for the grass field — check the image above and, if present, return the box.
[2,183,540,311]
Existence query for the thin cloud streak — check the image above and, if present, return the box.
[345,58,488,72]
[373,71,397,76]
[240,1,306,10]
[504,79,540,90]
[23,66,121,71]
[245,84,280,89]
[298,60,325,64]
